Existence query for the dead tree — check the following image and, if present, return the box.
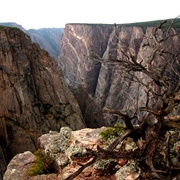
[99,19,180,177]
[65,18,180,179]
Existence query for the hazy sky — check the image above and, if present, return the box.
[0,0,179,29]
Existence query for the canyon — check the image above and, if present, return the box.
[58,23,180,126]
[0,26,85,179]
[1,19,180,179]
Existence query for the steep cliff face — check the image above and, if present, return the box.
[59,24,113,96]
[58,24,114,126]
[0,26,85,178]
[58,24,180,126]
[95,26,180,117]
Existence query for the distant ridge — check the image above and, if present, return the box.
[119,18,180,28]
[0,22,63,59]
[0,22,26,31]
[68,18,180,28]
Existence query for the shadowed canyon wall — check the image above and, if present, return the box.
[0,27,85,178]
[59,24,115,126]
[58,24,180,126]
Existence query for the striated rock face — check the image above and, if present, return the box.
[59,24,114,126]
[59,24,113,96]
[0,27,85,178]
[58,24,180,125]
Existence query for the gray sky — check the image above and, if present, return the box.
[0,0,179,29]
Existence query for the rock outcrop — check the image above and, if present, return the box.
[0,26,85,179]
[3,127,132,180]
[4,126,180,179]
[0,23,63,59]
[58,23,180,125]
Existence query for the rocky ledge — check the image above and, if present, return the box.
[3,127,180,180]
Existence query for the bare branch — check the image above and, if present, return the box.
[164,115,180,122]
[140,107,161,115]
[107,130,131,151]
[163,95,175,115]
[156,20,168,30]
[103,108,135,130]
[85,19,180,178]
[63,157,96,180]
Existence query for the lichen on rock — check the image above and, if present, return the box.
[115,160,141,180]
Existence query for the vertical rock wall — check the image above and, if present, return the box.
[58,24,180,126]
[0,27,86,179]
[59,24,113,96]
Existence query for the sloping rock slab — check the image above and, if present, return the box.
[3,151,35,180]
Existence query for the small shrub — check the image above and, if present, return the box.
[28,149,58,176]
[100,122,127,141]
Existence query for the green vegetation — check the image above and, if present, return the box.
[120,18,180,28]
[69,18,180,28]
[28,149,57,176]
[99,122,127,141]
[0,25,19,30]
